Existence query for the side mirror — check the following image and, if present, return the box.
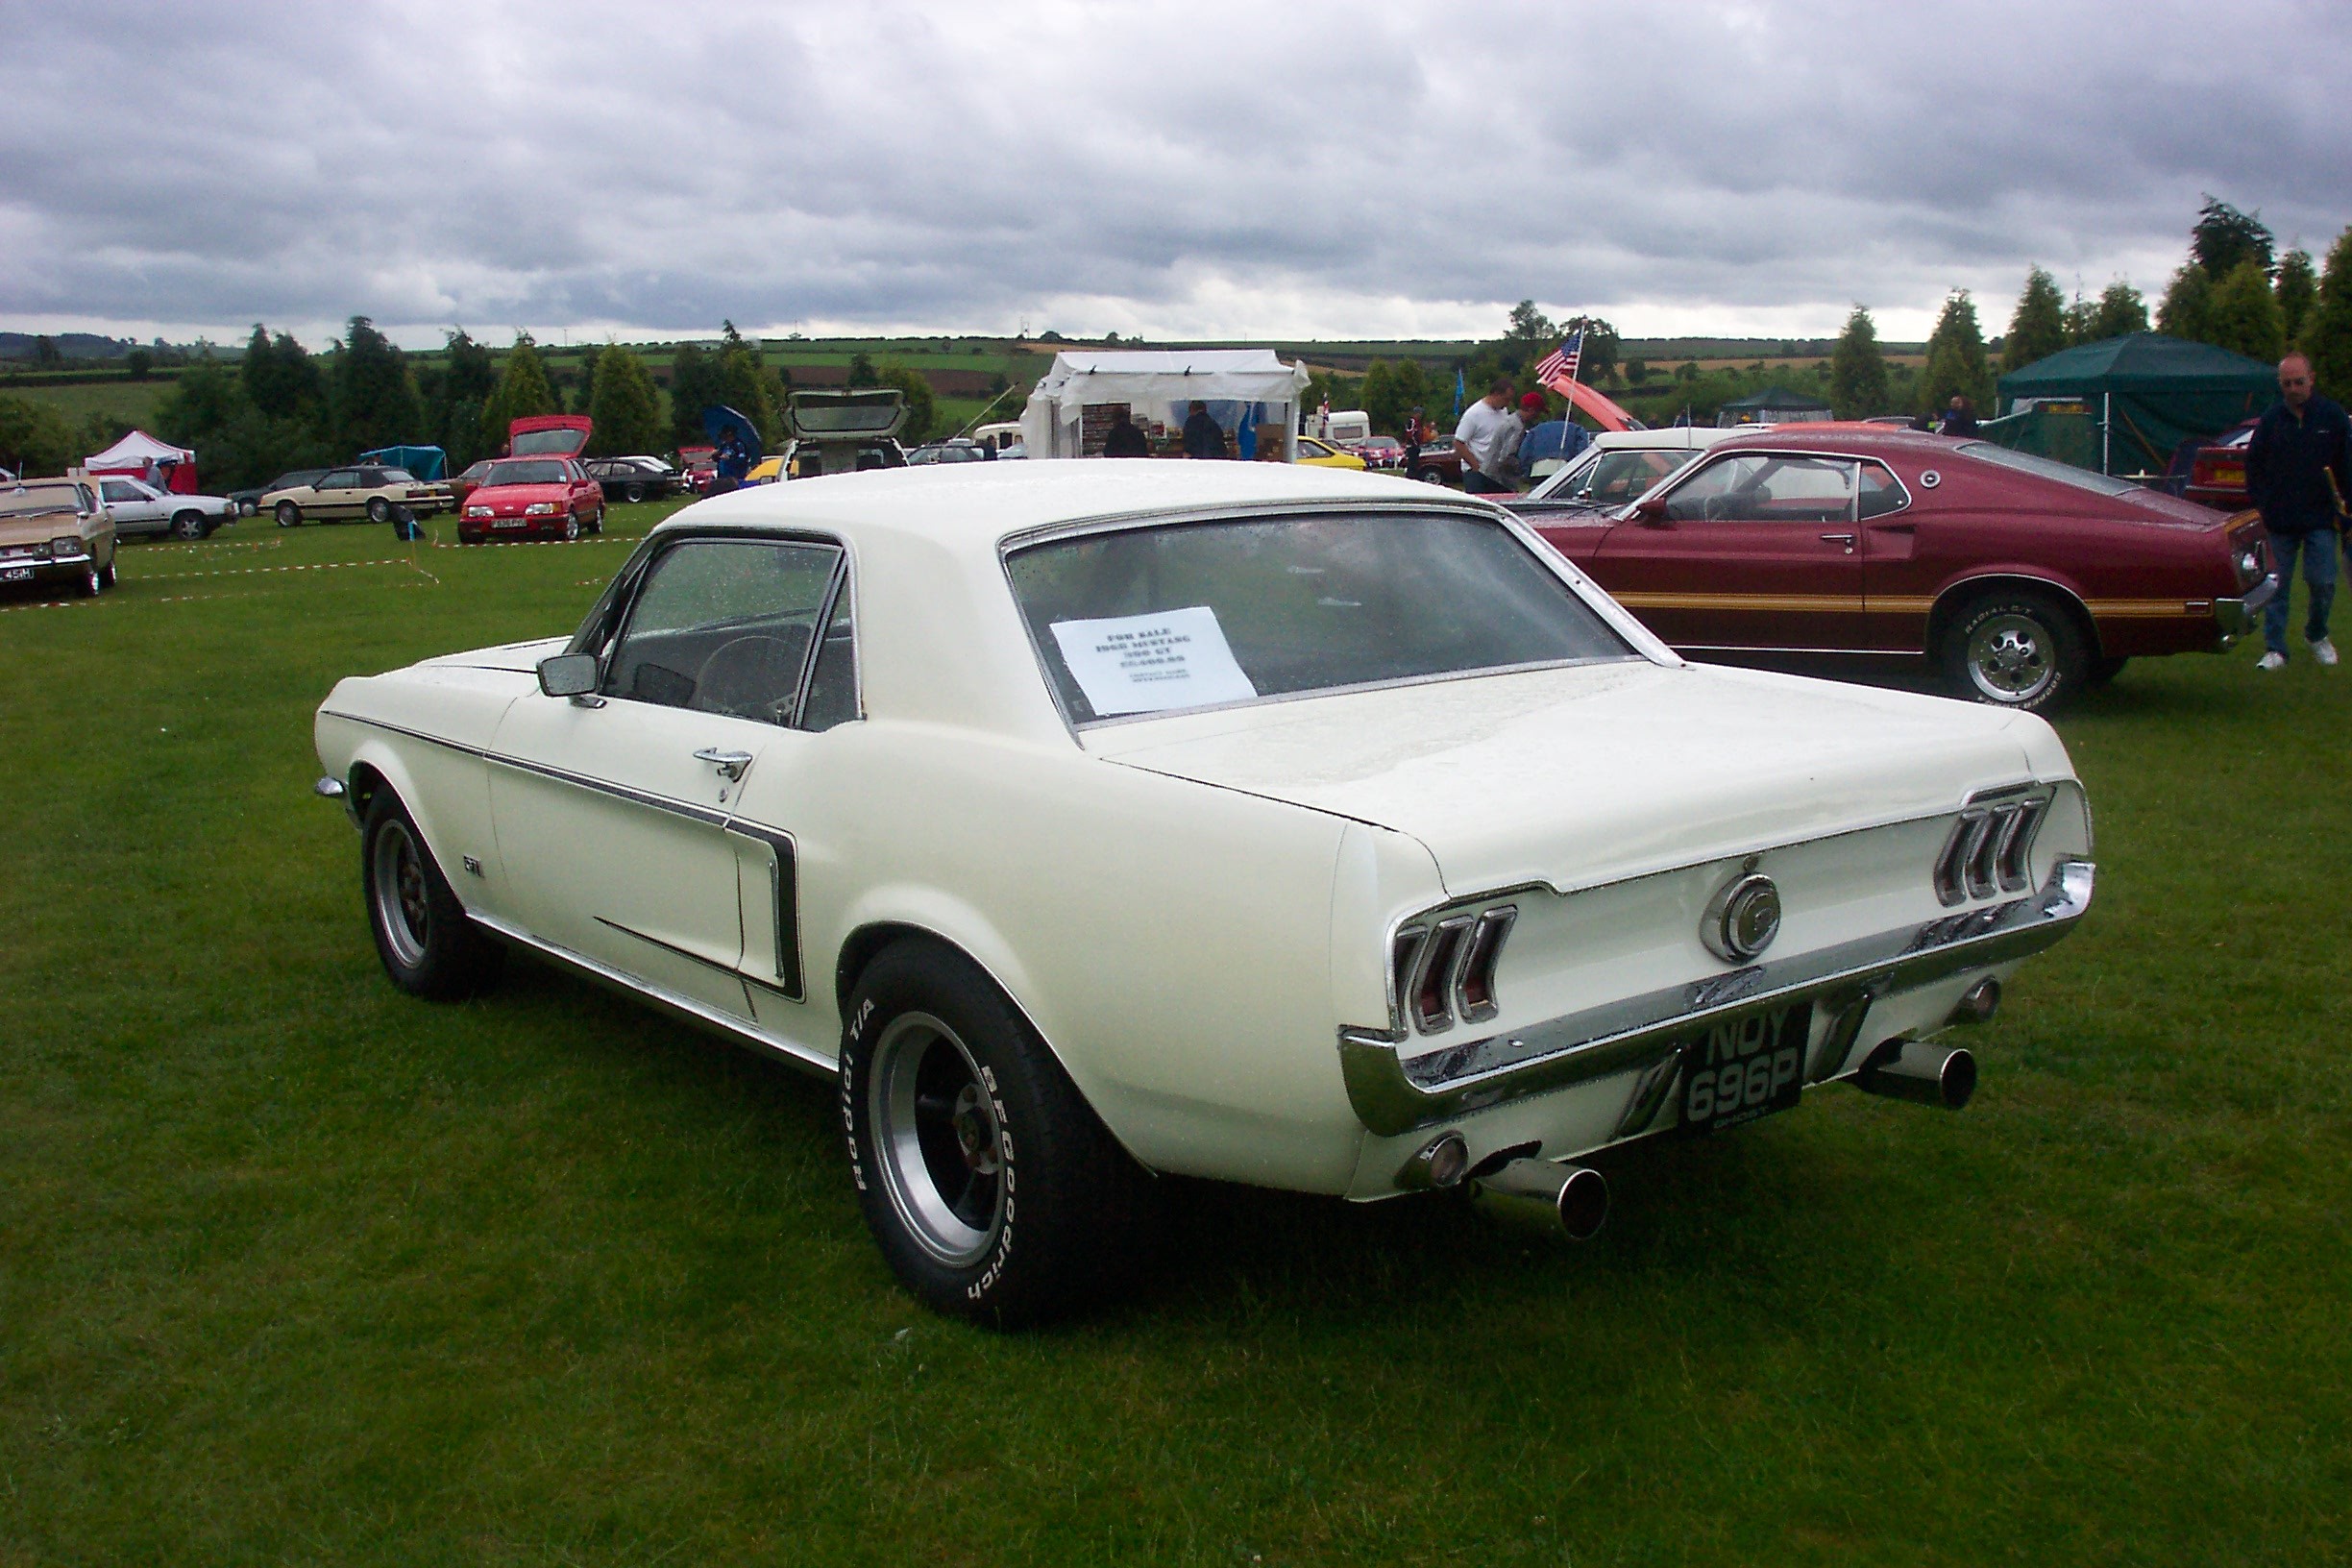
[1632,496,1670,526]
[537,653,600,698]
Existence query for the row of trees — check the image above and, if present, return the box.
[135,318,951,491]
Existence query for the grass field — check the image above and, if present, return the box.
[1,377,169,432]
[3,505,2347,1565]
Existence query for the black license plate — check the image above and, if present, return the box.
[1,565,33,583]
[1680,1002,1811,1133]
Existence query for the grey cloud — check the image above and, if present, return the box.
[2,0,2347,345]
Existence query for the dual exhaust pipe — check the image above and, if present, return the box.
[1415,1032,1976,1242]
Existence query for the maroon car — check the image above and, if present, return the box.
[1521,428,2275,711]
[454,456,606,544]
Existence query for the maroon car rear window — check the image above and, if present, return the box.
[1956,442,2140,497]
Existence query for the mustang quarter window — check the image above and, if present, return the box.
[1008,511,1634,723]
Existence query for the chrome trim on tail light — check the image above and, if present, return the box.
[1456,906,1516,1023]
[1409,916,1474,1035]
[1935,790,2051,907]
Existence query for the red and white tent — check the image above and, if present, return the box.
[86,429,198,493]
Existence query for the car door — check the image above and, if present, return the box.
[311,469,361,519]
[489,534,845,1020]
[99,478,166,533]
[1593,452,1869,650]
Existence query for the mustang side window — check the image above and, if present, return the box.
[798,588,859,732]
[1663,454,1853,524]
[602,538,845,724]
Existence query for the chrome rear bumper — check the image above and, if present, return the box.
[2216,575,2278,644]
[1337,861,2095,1137]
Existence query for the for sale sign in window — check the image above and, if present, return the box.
[1048,605,1258,716]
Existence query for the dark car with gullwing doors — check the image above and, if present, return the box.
[1522,428,2275,711]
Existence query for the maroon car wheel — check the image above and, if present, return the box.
[1944,590,2087,712]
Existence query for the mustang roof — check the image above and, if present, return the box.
[653,460,1479,557]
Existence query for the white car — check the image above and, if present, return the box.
[1509,427,1754,517]
[93,475,238,540]
[312,463,2094,1324]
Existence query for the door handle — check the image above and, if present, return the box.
[694,747,754,781]
[1820,532,1857,553]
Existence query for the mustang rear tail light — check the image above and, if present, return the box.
[1934,795,2048,907]
[1392,905,1517,1035]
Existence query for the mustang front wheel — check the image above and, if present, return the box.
[361,791,503,999]
[367,497,391,523]
[1944,591,2085,712]
[276,502,302,527]
[841,942,1143,1326]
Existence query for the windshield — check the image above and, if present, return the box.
[482,460,570,487]
[1006,511,1634,723]
[1,485,84,521]
[1536,446,1703,505]
[1956,441,2142,497]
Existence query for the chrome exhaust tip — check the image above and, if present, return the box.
[1471,1158,1609,1241]
[1854,1039,1977,1111]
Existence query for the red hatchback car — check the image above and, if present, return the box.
[1512,429,2275,710]
[454,456,606,544]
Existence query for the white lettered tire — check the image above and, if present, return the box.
[840,941,1143,1327]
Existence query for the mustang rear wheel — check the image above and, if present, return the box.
[841,941,1144,1326]
[1943,590,2086,713]
[361,791,502,999]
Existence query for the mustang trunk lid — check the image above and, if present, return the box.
[1081,661,2047,896]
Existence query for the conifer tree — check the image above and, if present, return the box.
[2274,249,2318,347]
[587,344,663,457]
[479,333,559,453]
[2003,268,2068,372]
[2205,259,2285,362]
[2303,227,2352,398]
[1828,306,1889,417]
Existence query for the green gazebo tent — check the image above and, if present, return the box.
[1991,332,2277,477]
[1716,385,1834,427]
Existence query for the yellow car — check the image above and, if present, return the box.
[747,455,785,485]
[1293,435,1367,470]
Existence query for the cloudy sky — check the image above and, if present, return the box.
[4,0,2348,349]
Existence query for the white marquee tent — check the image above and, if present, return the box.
[1018,350,1311,460]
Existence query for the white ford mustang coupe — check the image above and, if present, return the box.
[314,462,2094,1323]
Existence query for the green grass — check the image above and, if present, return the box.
[3,512,2347,1565]
[4,377,169,431]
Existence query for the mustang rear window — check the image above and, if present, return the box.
[1956,441,2142,497]
[1008,511,1635,723]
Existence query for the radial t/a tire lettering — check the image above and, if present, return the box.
[1942,589,2086,713]
[840,941,1144,1327]
[360,790,503,999]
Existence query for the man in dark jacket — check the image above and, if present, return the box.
[1102,406,1151,458]
[1181,401,1228,459]
[2246,353,2352,670]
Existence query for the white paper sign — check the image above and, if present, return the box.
[1048,605,1258,717]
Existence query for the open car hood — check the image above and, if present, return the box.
[508,415,592,458]
[788,388,908,441]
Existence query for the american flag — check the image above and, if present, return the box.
[1531,331,1583,394]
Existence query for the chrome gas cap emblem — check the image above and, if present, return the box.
[1703,871,1782,964]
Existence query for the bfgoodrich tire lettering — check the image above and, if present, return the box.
[840,941,1143,1326]
[360,790,503,999]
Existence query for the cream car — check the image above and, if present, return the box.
[0,477,116,595]
[313,463,2094,1324]
[263,463,452,527]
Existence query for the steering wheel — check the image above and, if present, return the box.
[694,635,806,723]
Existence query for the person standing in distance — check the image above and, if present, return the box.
[1453,378,1521,495]
[2248,352,2352,671]
[1102,406,1152,458]
[1181,401,1228,459]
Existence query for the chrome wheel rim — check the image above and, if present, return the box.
[1966,614,2054,703]
[562,517,579,541]
[370,820,430,968]
[870,1012,1004,1266]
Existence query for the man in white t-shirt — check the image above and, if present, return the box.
[1452,378,1521,494]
